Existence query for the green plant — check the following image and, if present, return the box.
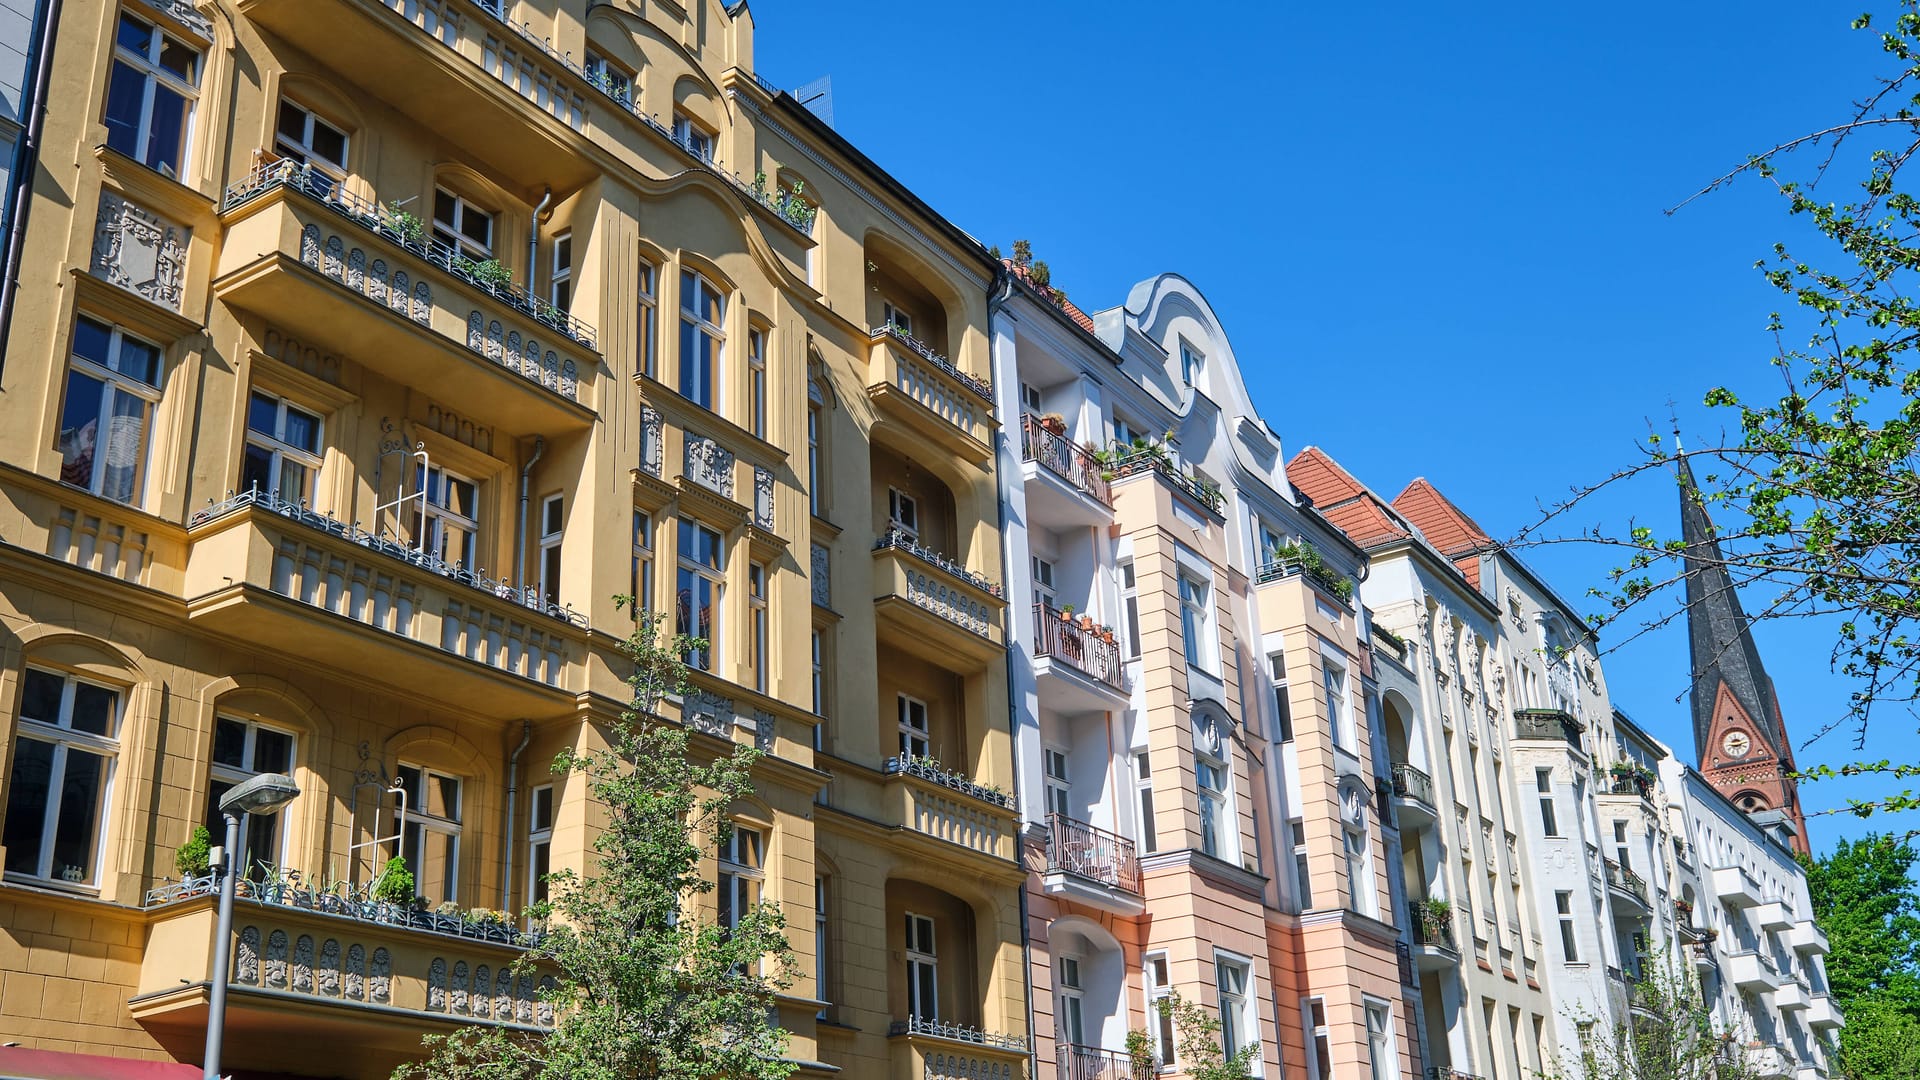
[386,203,425,246]
[1129,990,1256,1080]
[174,825,212,877]
[1424,897,1454,919]
[373,857,415,904]
[457,256,514,291]
[1125,1029,1157,1079]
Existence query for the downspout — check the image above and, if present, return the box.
[502,720,531,911]
[0,0,64,376]
[527,187,552,293]
[514,436,546,590]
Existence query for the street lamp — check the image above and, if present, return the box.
[203,772,299,1080]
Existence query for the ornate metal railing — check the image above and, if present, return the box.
[1107,448,1224,514]
[1045,814,1141,894]
[189,486,587,628]
[1604,859,1650,906]
[872,322,992,400]
[1511,708,1584,749]
[887,1016,1026,1052]
[874,528,1002,597]
[221,159,598,349]
[143,867,541,947]
[1058,1044,1150,1080]
[1254,544,1353,602]
[1391,762,1436,810]
[1033,604,1125,690]
[1020,414,1112,506]
[1409,900,1459,952]
[884,755,1013,809]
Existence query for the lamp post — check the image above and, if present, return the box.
[203,772,299,1080]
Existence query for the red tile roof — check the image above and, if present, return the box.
[1391,478,1493,589]
[1287,447,1410,549]
[1004,259,1098,334]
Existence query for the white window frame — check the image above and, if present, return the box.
[671,112,714,161]
[1112,414,1142,449]
[1031,555,1056,609]
[1043,746,1071,820]
[548,230,572,312]
[59,316,163,507]
[630,509,654,617]
[1178,572,1214,673]
[1120,560,1141,659]
[1179,340,1203,387]
[1291,819,1314,910]
[1323,656,1354,753]
[1365,998,1396,1080]
[207,715,297,875]
[897,694,929,760]
[1196,729,1230,860]
[904,911,938,1021]
[1270,650,1293,742]
[676,519,725,671]
[527,783,554,904]
[1020,382,1043,414]
[583,51,634,105]
[1303,997,1333,1080]
[814,876,830,1017]
[1144,952,1175,1067]
[718,823,764,935]
[1134,751,1157,855]
[1556,890,1579,962]
[413,464,479,572]
[887,487,919,539]
[1215,951,1258,1068]
[274,98,347,180]
[394,762,462,904]
[1057,954,1086,1048]
[537,493,564,602]
[806,395,822,515]
[678,270,726,410]
[105,11,200,176]
[1537,767,1559,837]
[747,327,767,438]
[748,561,769,694]
[5,668,121,888]
[432,187,494,261]
[637,259,658,379]
[242,390,323,505]
[1344,819,1375,917]
[881,300,912,337]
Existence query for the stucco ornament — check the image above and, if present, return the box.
[684,434,736,499]
[92,192,189,311]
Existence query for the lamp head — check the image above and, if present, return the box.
[218,772,300,817]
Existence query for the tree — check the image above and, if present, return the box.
[396,608,794,1080]
[1544,954,1759,1080]
[1802,835,1920,1080]
[1125,991,1257,1080]
[1829,996,1920,1080]
[1517,2,1920,821]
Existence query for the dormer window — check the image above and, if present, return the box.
[1179,340,1204,387]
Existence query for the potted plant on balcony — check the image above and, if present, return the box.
[1060,604,1074,622]
[385,203,425,248]
[371,856,415,922]
[1039,412,1067,436]
[174,825,212,880]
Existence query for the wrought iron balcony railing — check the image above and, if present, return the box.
[1391,762,1437,810]
[1046,813,1141,894]
[873,528,1002,597]
[1604,858,1649,906]
[883,755,1014,810]
[887,1016,1026,1051]
[1409,900,1459,952]
[1033,604,1126,690]
[1021,414,1113,506]
[1108,446,1223,514]
[144,868,541,947]
[1058,1044,1151,1080]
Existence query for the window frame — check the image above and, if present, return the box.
[748,560,769,694]
[1536,767,1559,837]
[1323,656,1353,753]
[904,911,938,1021]
[241,389,324,506]
[537,493,564,602]
[637,258,658,379]
[583,51,634,106]
[104,11,201,176]
[630,508,654,617]
[1291,819,1313,909]
[1144,951,1176,1067]
[671,112,715,162]
[1120,559,1141,659]
[678,270,726,410]
[58,316,164,507]
[412,463,480,572]
[432,186,495,261]
[1057,953,1086,1048]
[205,714,297,878]
[887,487,919,540]
[1178,571,1214,673]
[1270,650,1294,742]
[527,782,554,904]
[548,230,572,312]
[717,822,765,935]
[1303,997,1333,1080]
[3,667,122,889]
[676,518,726,671]
[273,97,348,180]
[1133,751,1157,854]
[1555,890,1579,962]
[1365,998,1396,1080]
[880,300,912,337]
[1215,950,1258,1067]
[1042,746,1071,820]
[896,693,930,760]
[746,326,768,438]
[393,762,463,904]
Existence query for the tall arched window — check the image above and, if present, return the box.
[4,667,123,886]
[1340,783,1377,918]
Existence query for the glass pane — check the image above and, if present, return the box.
[51,749,106,882]
[69,681,116,737]
[247,392,278,437]
[434,189,457,228]
[276,100,305,143]
[530,840,550,902]
[116,14,151,52]
[253,726,293,772]
[310,122,346,168]
[3,738,53,874]
[146,85,190,174]
[241,443,274,495]
[72,318,113,365]
[681,270,698,313]
[20,669,64,724]
[275,459,308,504]
[59,372,103,488]
[158,37,197,83]
[205,777,231,832]
[99,390,150,505]
[115,337,160,386]
[429,830,457,900]
[244,811,279,874]
[282,405,320,453]
[531,787,553,831]
[461,207,491,248]
[211,718,248,767]
[430,773,460,820]
[102,63,145,159]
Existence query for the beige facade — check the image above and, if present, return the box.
[0,0,1023,1075]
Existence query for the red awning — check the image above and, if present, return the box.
[0,1047,198,1080]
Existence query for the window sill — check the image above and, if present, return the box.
[3,872,103,899]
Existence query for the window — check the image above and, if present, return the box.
[748,561,769,694]
[389,0,459,44]
[432,188,494,260]
[630,509,654,616]
[897,695,929,760]
[242,391,323,505]
[1270,651,1293,742]
[1179,341,1202,386]
[527,783,554,904]
[1292,820,1313,908]
[904,912,937,1021]
[1613,819,1631,872]
[584,52,633,105]
[1021,382,1043,414]
[1031,556,1056,608]
[814,877,830,1017]
[676,519,725,670]
[1144,953,1175,1066]
[4,669,120,886]
[1043,748,1071,819]
[1555,891,1579,962]
[394,764,462,903]
[1324,658,1352,751]
[887,487,919,539]
[637,259,658,378]
[274,99,347,182]
[1303,998,1333,1080]
[1121,560,1141,658]
[104,12,199,176]
[1196,735,1228,858]
[205,716,296,878]
[58,316,162,506]
[806,394,822,515]
[881,301,912,337]
[1113,414,1143,449]
[671,112,714,161]
[411,464,479,572]
[538,494,564,601]
[1057,955,1086,1047]
[1254,518,1284,565]
[1216,954,1255,1065]
[678,270,725,409]
[1134,751,1157,854]
[747,327,767,438]
[1179,573,1212,672]
[1344,823,1373,916]
[1536,768,1559,837]
[549,231,572,312]
[811,629,827,750]
[1366,1000,1395,1080]
[718,824,764,936]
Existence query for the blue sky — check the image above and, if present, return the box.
[757,1,1911,855]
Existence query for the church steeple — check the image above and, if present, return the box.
[1678,454,1810,854]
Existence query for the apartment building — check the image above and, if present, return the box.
[0,1,1023,1076]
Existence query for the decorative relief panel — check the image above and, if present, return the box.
[753,466,775,529]
[684,690,735,739]
[684,435,735,499]
[640,408,664,477]
[811,543,831,607]
[92,191,188,311]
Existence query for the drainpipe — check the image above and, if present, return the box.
[502,720,531,911]
[515,436,546,590]
[0,0,65,376]
[527,187,551,294]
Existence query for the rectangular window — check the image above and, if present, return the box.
[676,519,724,670]
[1179,572,1211,671]
[1021,382,1043,414]
[394,763,461,904]
[242,390,322,505]
[1134,751,1157,854]
[1344,826,1372,915]
[1043,747,1071,820]
[584,51,633,105]
[637,260,658,378]
[1179,341,1202,386]
[1031,556,1056,609]
[1270,650,1293,741]
[630,509,654,617]
[887,487,919,539]
[717,824,764,935]
[747,327,767,438]
[1120,560,1141,659]
[538,494,564,602]
[1216,954,1255,1065]
[59,316,162,506]
[1292,819,1313,909]
[274,98,347,181]
[1057,955,1086,1047]
[671,113,714,161]
[205,715,296,878]
[881,301,912,337]
[806,401,822,515]
[1144,953,1175,1066]
[905,912,937,1021]
[104,12,199,176]
[748,561,769,694]
[1366,1000,1394,1080]
[1324,658,1351,751]
[1197,752,1227,858]
[432,187,494,260]
[411,464,479,571]
[1304,998,1332,1080]
[678,270,725,410]
[1112,414,1142,449]
[811,629,827,751]
[549,231,572,312]
[1613,819,1631,872]
[4,669,120,886]
[1556,891,1579,962]
[1536,768,1559,837]
[527,783,554,904]
[897,695,929,760]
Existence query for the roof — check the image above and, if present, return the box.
[1678,454,1788,761]
[1003,260,1098,334]
[1391,478,1494,589]
[1287,447,1410,548]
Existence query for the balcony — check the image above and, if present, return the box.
[883,756,1017,863]
[215,163,596,434]
[872,530,1006,668]
[1726,949,1783,993]
[1605,773,1656,806]
[1408,900,1461,973]
[1043,814,1143,916]
[184,489,584,715]
[1428,1069,1488,1080]
[1774,980,1810,1012]
[1107,445,1223,517]
[1390,762,1438,830]
[1713,865,1762,907]
[1787,919,1830,956]
[1032,604,1129,710]
[888,1018,1027,1080]
[1059,1044,1147,1080]
[1806,993,1844,1030]
[1604,859,1651,915]
[1512,708,1584,750]
[866,325,995,464]
[1255,541,1354,605]
[1691,938,1719,974]
[1755,900,1794,932]
[1020,414,1112,526]
[131,874,549,1073]
[1744,1044,1792,1080]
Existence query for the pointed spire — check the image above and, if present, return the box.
[1678,454,1787,761]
